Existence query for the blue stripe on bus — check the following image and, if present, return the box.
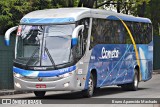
[13,65,76,77]
[107,15,151,23]
[5,40,10,46]
[20,18,75,24]
[71,38,78,47]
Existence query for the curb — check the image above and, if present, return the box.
[0,90,32,96]
[153,71,160,75]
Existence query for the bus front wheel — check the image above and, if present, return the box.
[34,91,46,98]
[82,73,95,98]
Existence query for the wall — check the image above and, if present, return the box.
[153,35,160,70]
[0,35,15,89]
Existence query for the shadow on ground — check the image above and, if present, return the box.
[24,87,148,100]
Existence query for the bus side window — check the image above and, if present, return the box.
[72,31,83,60]
[77,18,89,53]
[90,18,97,49]
[147,23,152,43]
[143,23,152,44]
[125,22,132,44]
[117,22,124,44]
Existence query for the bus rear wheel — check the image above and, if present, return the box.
[82,73,95,98]
[121,69,139,91]
[34,91,46,98]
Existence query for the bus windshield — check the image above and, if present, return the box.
[15,24,75,68]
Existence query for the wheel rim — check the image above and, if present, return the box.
[88,78,94,95]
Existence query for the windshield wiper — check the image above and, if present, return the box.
[44,47,57,69]
[25,47,39,67]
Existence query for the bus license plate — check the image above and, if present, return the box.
[36,84,46,88]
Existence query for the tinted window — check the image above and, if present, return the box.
[76,18,90,54]
[90,19,128,48]
[90,18,152,49]
[127,22,152,44]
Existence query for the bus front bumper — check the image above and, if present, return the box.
[13,72,81,91]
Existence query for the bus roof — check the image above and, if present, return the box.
[20,8,151,24]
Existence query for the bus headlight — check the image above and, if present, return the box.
[15,82,21,88]
[58,71,74,78]
[14,72,24,78]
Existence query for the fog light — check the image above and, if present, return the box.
[64,82,69,88]
[15,82,21,88]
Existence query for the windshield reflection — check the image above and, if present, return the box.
[15,24,75,68]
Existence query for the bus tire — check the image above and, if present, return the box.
[82,73,95,98]
[121,69,139,91]
[34,91,46,98]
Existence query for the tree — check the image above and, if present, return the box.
[31,0,52,10]
[51,0,76,8]
[0,0,31,35]
[78,0,96,8]
[147,0,160,36]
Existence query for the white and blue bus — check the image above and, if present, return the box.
[5,8,153,97]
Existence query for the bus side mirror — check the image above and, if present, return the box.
[71,25,84,47]
[4,26,18,46]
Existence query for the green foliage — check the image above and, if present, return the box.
[31,0,52,10]
[0,0,31,34]
[147,0,160,36]
[51,0,77,8]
